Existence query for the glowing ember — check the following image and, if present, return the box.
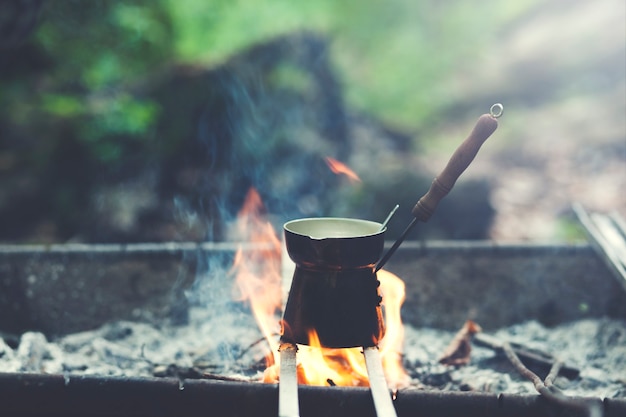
[324,156,361,183]
[232,187,408,389]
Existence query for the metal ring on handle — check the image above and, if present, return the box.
[490,103,504,118]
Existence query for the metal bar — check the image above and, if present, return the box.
[279,343,300,417]
[1,372,623,417]
[573,203,626,293]
[380,204,400,231]
[363,347,398,417]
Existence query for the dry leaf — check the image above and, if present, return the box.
[438,320,482,366]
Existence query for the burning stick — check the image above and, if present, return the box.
[438,320,482,366]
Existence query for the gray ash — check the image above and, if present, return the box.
[403,319,626,398]
[1,310,625,399]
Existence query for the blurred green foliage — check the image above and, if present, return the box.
[159,0,541,129]
[3,0,541,164]
[2,1,173,165]
[0,0,544,241]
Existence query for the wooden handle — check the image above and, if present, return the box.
[412,113,498,222]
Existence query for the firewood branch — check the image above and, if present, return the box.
[501,341,601,417]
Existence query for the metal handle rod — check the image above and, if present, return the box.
[375,218,417,272]
[278,344,300,417]
[376,106,502,272]
[363,347,398,417]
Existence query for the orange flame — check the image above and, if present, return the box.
[232,187,408,389]
[294,330,369,387]
[325,157,361,183]
[378,269,411,391]
[231,188,282,368]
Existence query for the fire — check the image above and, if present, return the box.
[295,331,369,387]
[231,188,282,368]
[232,187,408,389]
[377,269,411,390]
[324,157,361,183]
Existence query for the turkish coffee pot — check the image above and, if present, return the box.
[281,217,386,348]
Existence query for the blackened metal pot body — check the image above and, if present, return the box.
[281,218,385,348]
